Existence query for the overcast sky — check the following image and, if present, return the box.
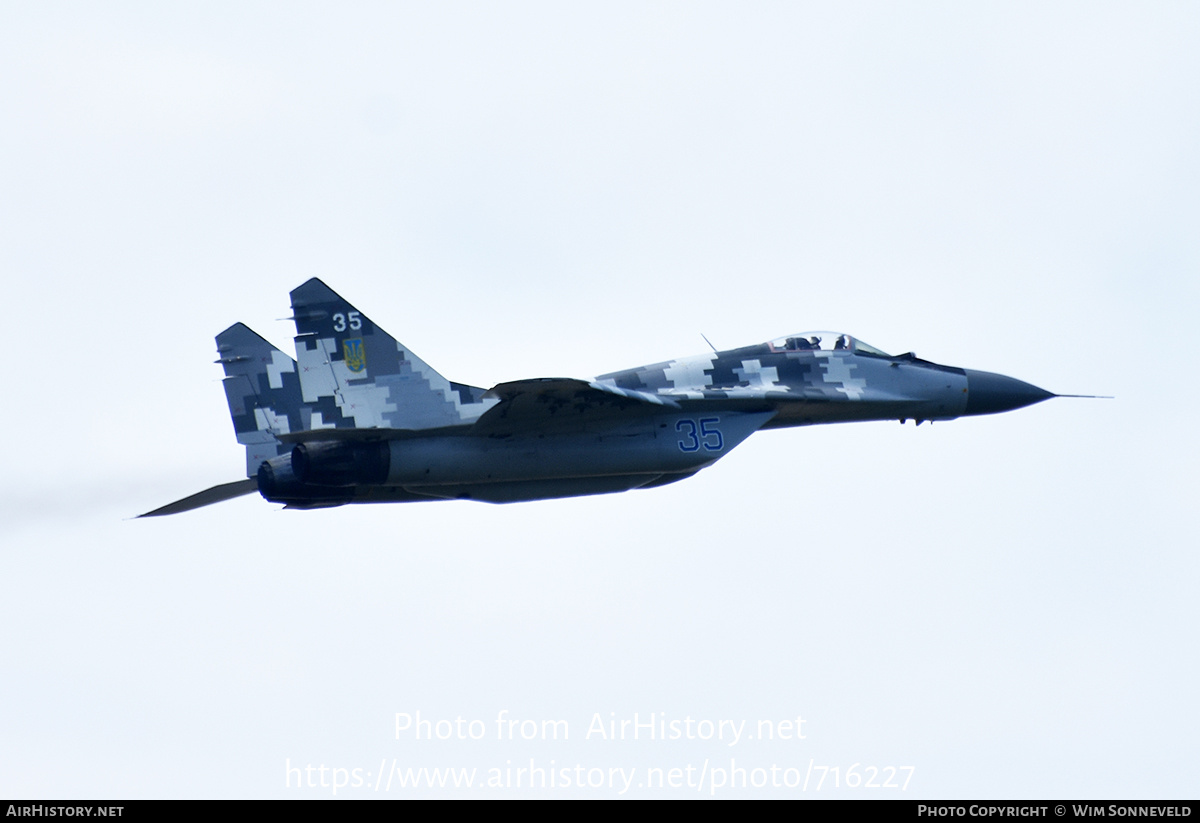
[1,2,1197,798]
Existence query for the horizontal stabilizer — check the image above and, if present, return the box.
[137,478,258,517]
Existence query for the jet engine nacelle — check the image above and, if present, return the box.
[257,453,353,506]
[290,441,390,487]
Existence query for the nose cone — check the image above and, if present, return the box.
[963,369,1055,416]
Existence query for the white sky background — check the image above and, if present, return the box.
[1,2,1196,799]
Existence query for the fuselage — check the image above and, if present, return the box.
[141,282,1059,517]
[597,334,971,427]
[256,333,1052,508]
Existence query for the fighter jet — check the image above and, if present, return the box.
[140,279,1065,516]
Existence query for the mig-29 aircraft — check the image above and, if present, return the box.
[141,279,1067,516]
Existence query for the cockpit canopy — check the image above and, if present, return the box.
[767,332,891,357]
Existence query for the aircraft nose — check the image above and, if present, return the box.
[963,369,1055,416]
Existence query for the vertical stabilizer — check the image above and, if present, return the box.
[216,323,305,477]
[288,278,495,430]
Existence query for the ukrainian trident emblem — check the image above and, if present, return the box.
[343,338,367,373]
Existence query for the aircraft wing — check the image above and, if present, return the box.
[471,378,681,435]
[656,386,805,401]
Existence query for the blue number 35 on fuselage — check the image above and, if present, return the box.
[676,418,724,453]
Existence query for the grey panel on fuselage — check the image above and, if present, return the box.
[273,474,678,506]
[388,411,775,486]
[401,474,671,504]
